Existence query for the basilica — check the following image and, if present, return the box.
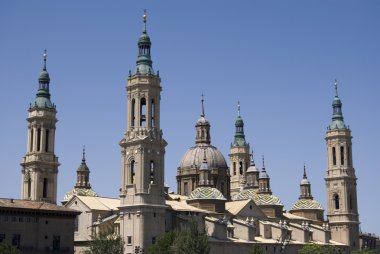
[16,15,360,254]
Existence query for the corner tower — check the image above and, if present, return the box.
[21,50,59,204]
[119,14,167,253]
[229,102,250,197]
[325,81,359,249]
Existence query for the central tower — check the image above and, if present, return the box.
[119,14,167,253]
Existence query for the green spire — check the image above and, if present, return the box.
[329,79,346,130]
[135,11,155,75]
[233,101,246,146]
[34,50,53,108]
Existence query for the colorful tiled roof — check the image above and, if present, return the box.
[233,189,283,206]
[188,187,226,200]
[291,199,323,210]
[63,187,97,202]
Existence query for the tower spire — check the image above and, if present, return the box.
[135,10,154,75]
[237,101,240,117]
[329,79,346,130]
[143,10,147,32]
[201,94,205,117]
[233,101,246,146]
[82,145,86,163]
[303,163,307,179]
[43,49,47,71]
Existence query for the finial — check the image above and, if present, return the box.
[201,94,205,117]
[237,101,241,117]
[334,79,338,97]
[143,9,147,32]
[43,49,47,71]
[250,149,254,160]
[82,145,86,162]
[303,163,307,179]
[262,155,265,169]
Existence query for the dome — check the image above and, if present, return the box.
[247,164,259,173]
[233,189,283,206]
[196,116,210,125]
[179,144,227,170]
[291,199,323,210]
[301,178,310,185]
[188,187,226,200]
[38,70,50,83]
[77,161,90,172]
[233,188,258,201]
[259,170,269,179]
[63,187,97,202]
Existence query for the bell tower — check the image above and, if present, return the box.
[119,13,167,254]
[325,80,359,250]
[229,102,250,197]
[21,50,59,204]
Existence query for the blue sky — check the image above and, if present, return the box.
[0,1,379,234]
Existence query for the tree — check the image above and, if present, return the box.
[148,219,210,254]
[298,244,341,254]
[247,244,265,254]
[84,231,124,254]
[0,242,20,254]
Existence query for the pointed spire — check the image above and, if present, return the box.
[143,9,147,33]
[201,94,205,117]
[233,101,246,146]
[303,163,307,179]
[135,11,154,75]
[82,145,86,163]
[262,155,265,169]
[329,79,347,130]
[43,49,47,71]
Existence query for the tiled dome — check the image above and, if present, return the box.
[188,187,226,200]
[291,199,323,210]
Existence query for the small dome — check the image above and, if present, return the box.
[332,96,342,106]
[259,170,269,179]
[301,178,310,185]
[77,162,90,172]
[188,187,226,200]
[196,116,210,125]
[247,164,259,173]
[39,70,50,83]
[233,189,283,206]
[232,188,258,201]
[63,187,97,202]
[291,199,323,210]
[179,145,227,170]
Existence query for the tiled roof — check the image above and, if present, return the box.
[0,198,80,214]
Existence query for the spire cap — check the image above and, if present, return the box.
[301,164,310,185]
[38,49,50,84]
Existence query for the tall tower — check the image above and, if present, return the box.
[21,50,59,204]
[325,81,359,249]
[119,14,167,254]
[229,102,250,197]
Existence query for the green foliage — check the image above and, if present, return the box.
[0,242,20,254]
[298,243,341,254]
[148,231,176,254]
[85,231,124,254]
[148,219,209,254]
[247,244,265,254]
[352,250,380,254]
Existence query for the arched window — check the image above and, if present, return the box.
[233,162,236,175]
[347,146,351,166]
[43,178,48,198]
[27,178,31,199]
[150,160,155,184]
[340,146,345,165]
[332,147,337,165]
[239,161,243,175]
[30,129,34,152]
[130,160,135,184]
[45,129,49,152]
[131,99,135,127]
[201,130,204,138]
[151,99,155,127]
[140,98,146,127]
[37,128,41,151]
[334,194,339,209]
[349,194,353,210]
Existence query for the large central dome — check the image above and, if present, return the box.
[179,144,227,170]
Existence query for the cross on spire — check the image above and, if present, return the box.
[237,101,241,117]
[143,9,147,32]
[201,94,205,117]
[334,79,338,97]
[43,49,47,71]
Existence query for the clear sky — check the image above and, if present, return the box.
[1,1,379,235]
